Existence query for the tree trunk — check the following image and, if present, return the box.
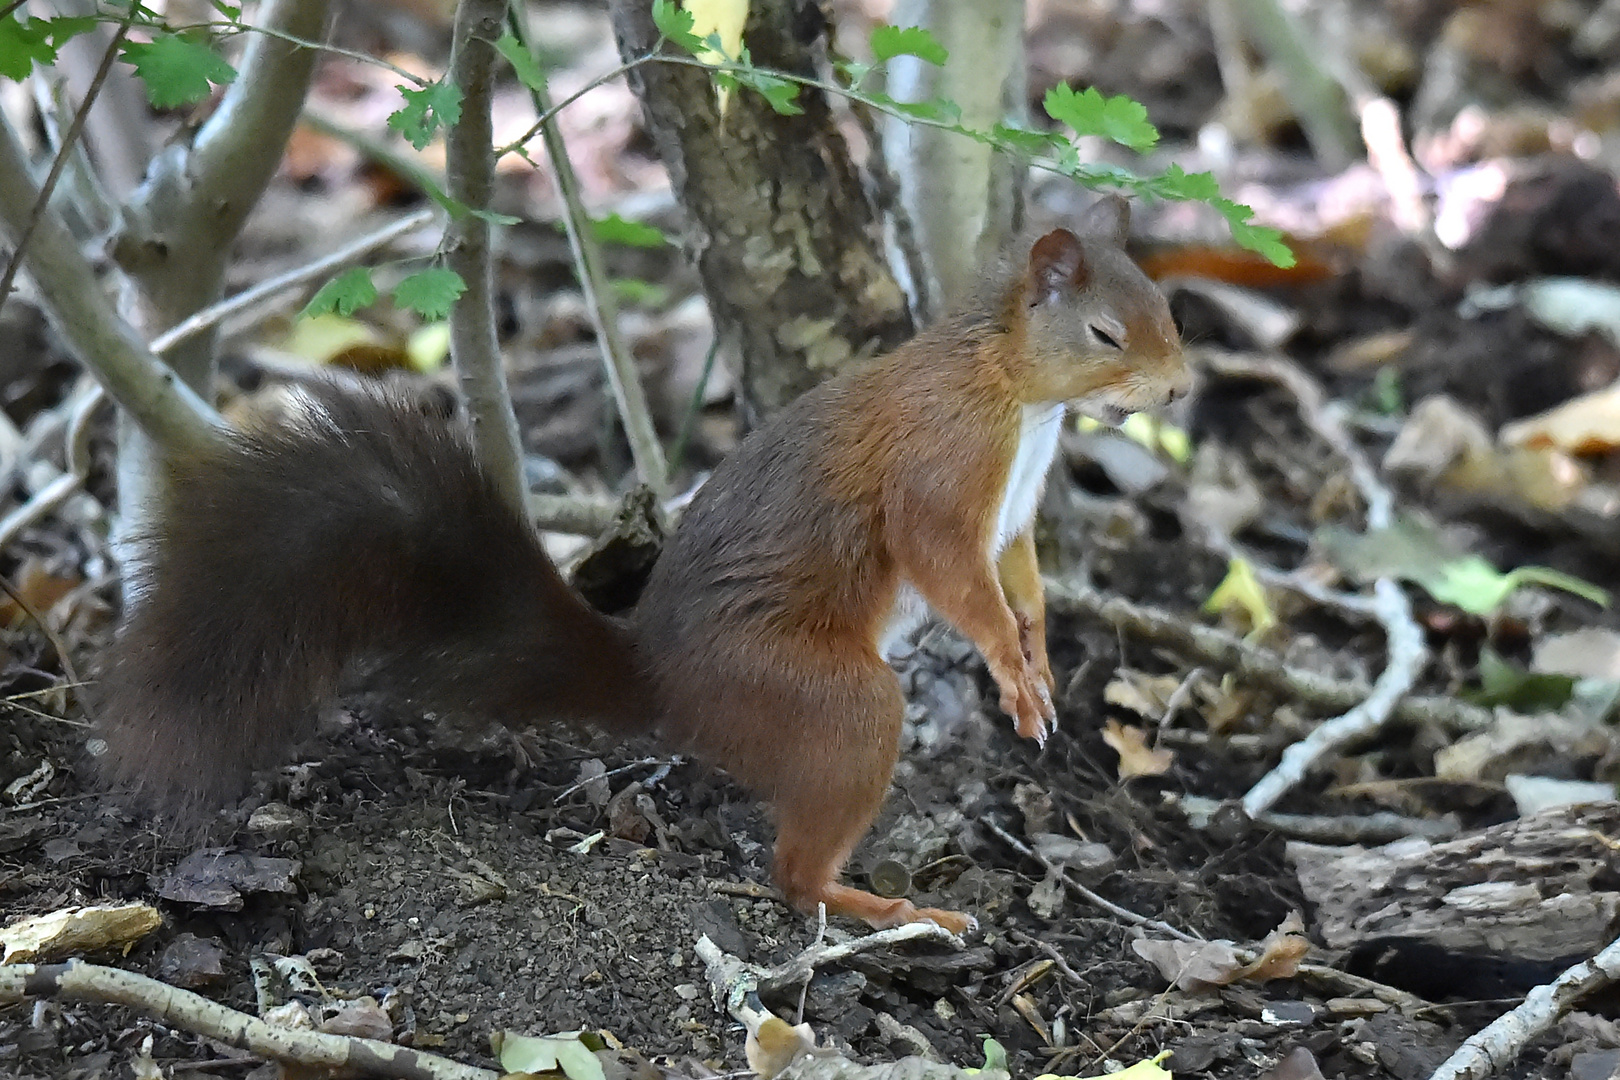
[608,0,911,418]
[883,0,1026,319]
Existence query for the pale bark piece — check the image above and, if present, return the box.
[1287,804,1620,960]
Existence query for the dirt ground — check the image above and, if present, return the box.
[7,2,1620,1079]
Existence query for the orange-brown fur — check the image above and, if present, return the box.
[97,198,1187,933]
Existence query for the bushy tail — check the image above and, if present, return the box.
[95,381,651,815]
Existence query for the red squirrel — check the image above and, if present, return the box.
[96,196,1188,933]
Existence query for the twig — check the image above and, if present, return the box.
[1428,932,1620,1080]
[300,110,449,205]
[504,4,667,495]
[443,0,529,518]
[550,755,675,803]
[0,3,134,307]
[983,818,1203,943]
[0,960,496,1080]
[149,209,438,355]
[695,919,964,1026]
[1223,0,1359,170]
[0,381,105,553]
[0,570,83,716]
[0,116,221,454]
[1041,579,1490,731]
[526,492,621,537]
[1007,929,1088,988]
[1243,580,1423,815]
[1197,348,1426,816]
[1175,795,1459,843]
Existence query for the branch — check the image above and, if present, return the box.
[444,0,528,517]
[112,0,329,397]
[1195,348,1426,816]
[188,0,332,255]
[0,381,105,554]
[1222,0,1359,170]
[0,960,497,1080]
[0,115,221,454]
[0,3,134,306]
[150,208,438,355]
[1041,578,1491,732]
[506,4,667,494]
[1429,932,1620,1080]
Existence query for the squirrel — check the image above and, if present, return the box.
[95,196,1188,934]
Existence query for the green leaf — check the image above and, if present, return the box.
[737,69,802,115]
[1320,517,1610,615]
[979,1037,1008,1072]
[469,208,521,226]
[1211,198,1295,267]
[833,57,872,87]
[1146,164,1221,202]
[1043,84,1158,152]
[209,1,244,23]
[611,277,670,306]
[119,32,237,108]
[590,213,668,248]
[393,268,466,322]
[870,24,948,66]
[988,121,1065,158]
[388,80,462,151]
[0,13,55,80]
[46,16,98,48]
[498,1032,607,1080]
[650,0,705,53]
[495,31,547,94]
[1466,647,1577,711]
[301,267,378,319]
[1428,558,1610,615]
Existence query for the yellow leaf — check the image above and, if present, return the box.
[406,321,451,372]
[686,0,748,113]
[1204,557,1277,638]
[280,313,387,365]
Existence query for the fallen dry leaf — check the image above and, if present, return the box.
[1233,911,1310,983]
[1502,380,1620,455]
[1131,936,1242,990]
[745,1016,816,1080]
[1102,719,1175,779]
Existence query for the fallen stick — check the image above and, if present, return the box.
[0,960,496,1080]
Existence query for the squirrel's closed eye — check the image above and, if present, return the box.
[1090,324,1122,349]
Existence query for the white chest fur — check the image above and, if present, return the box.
[993,403,1065,553]
[880,403,1065,657]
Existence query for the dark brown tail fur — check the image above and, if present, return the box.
[95,382,652,816]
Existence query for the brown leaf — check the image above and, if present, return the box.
[1102,719,1174,779]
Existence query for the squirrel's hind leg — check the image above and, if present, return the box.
[766,656,976,935]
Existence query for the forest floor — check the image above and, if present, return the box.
[5,2,1620,1080]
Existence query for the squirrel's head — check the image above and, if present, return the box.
[1017,197,1191,423]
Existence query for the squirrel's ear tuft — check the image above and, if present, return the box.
[1029,228,1087,299]
[1078,195,1131,247]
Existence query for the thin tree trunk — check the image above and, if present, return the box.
[883,0,1026,318]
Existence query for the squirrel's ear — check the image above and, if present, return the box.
[1029,228,1087,299]
[1077,195,1131,247]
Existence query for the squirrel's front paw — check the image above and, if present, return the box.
[1015,612,1057,695]
[994,659,1056,746]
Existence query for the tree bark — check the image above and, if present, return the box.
[608,0,911,418]
[883,0,1026,318]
